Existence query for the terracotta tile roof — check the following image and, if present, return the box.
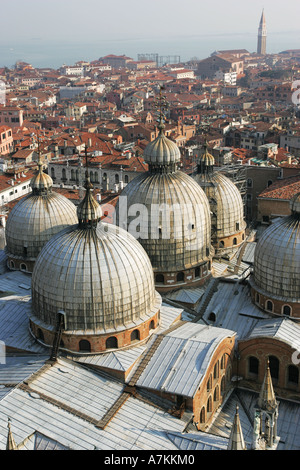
[258,175,300,200]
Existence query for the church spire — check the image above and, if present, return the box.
[6,418,17,450]
[227,405,246,450]
[258,360,277,411]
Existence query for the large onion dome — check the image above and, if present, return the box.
[5,161,78,273]
[116,116,213,292]
[250,192,300,318]
[30,171,161,354]
[193,142,246,255]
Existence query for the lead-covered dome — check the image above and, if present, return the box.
[30,173,161,353]
[116,119,213,292]
[193,143,246,255]
[250,192,300,318]
[5,164,78,273]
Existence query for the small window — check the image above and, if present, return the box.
[79,339,91,352]
[131,329,140,342]
[266,300,273,312]
[288,365,299,384]
[195,266,201,278]
[106,336,118,349]
[155,274,164,284]
[176,272,184,283]
[249,356,259,375]
[20,263,27,272]
[283,305,291,316]
[233,238,237,246]
[208,312,216,322]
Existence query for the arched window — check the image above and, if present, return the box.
[288,365,299,385]
[195,266,201,278]
[208,312,216,322]
[207,375,212,392]
[62,168,67,180]
[149,320,155,331]
[269,356,279,381]
[221,354,226,370]
[176,272,184,283]
[155,274,164,284]
[282,305,291,316]
[207,396,212,413]
[131,329,140,342]
[247,178,253,188]
[71,169,75,180]
[221,375,226,392]
[79,339,91,352]
[106,336,118,349]
[94,172,99,183]
[89,171,94,183]
[213,386,219,402]
[124,175,129,184]
[233,237,237,246]
[37,328,44,341]
[213,361,219,379]
[115,174,119,184]
[51,167,55,178]
[219,241,225,248]
[266,300,273,312]
[20,263,27,272]
[255,293,260,304]
[236,222,240,231]
[200,407,206,424]
[267,180,273,187]
[10,260,15,269]
[248,356,259,376]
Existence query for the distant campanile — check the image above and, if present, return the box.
[257,9,267,55]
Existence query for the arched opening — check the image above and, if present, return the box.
[62,168,67,181]
[207,396,212,413]
[208,312,216,322]
[221,375,226,393]
[236,222,240,231]
[51,167,55,178]
[149,320,155,331]
[213,385,219,402]
[115,174,119,184]
[124,175,129,184]
[20,263,27,272]
[248,356,259,376]
[287,365,299,385]
[207,375,212,392]
[176,272,185,283]
[106,336,118,349]
[195,266,201,278]
[131,329,140,343]
[219,241,225,248]
[37,328,44,341]
[200,407,206,424]
[268,356,279,382]
[221,354,226,370]
[255,292,260,304]
[10,260,15,269]
[213,361,219,380]
[282,305,292,316]
[155,274,164,284]
[266,300,273,312]
[233,237,237,246]
[79,339,91,352]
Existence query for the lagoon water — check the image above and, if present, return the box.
[0,30,299,69]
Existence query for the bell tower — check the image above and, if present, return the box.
[257,9,267,55]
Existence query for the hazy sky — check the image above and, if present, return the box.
[2,0,300,43]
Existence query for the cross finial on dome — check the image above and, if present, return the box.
[153,86,169,132]
[77,145,102,228]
